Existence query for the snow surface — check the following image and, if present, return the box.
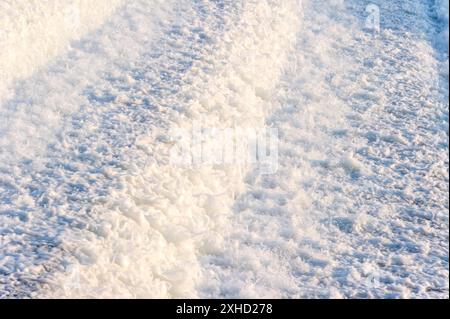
[0,0,448,298]
[198,0,449,298]
[434,0,449,53]
[0,0,125,100]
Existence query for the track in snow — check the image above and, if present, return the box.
[0,0,448,298]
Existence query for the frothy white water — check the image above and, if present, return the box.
[0,0,124,100]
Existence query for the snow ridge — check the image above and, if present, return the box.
[43,0,302,299]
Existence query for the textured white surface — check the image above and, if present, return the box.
[435,0,449,52]
[0,0,448,298]
[198,0,449,298]
[0,0,124,99]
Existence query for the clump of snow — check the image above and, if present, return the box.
[340,153,365,177]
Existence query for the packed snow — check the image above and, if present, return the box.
[0,0,448,298]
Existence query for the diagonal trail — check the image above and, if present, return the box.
[1,0,303,298]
